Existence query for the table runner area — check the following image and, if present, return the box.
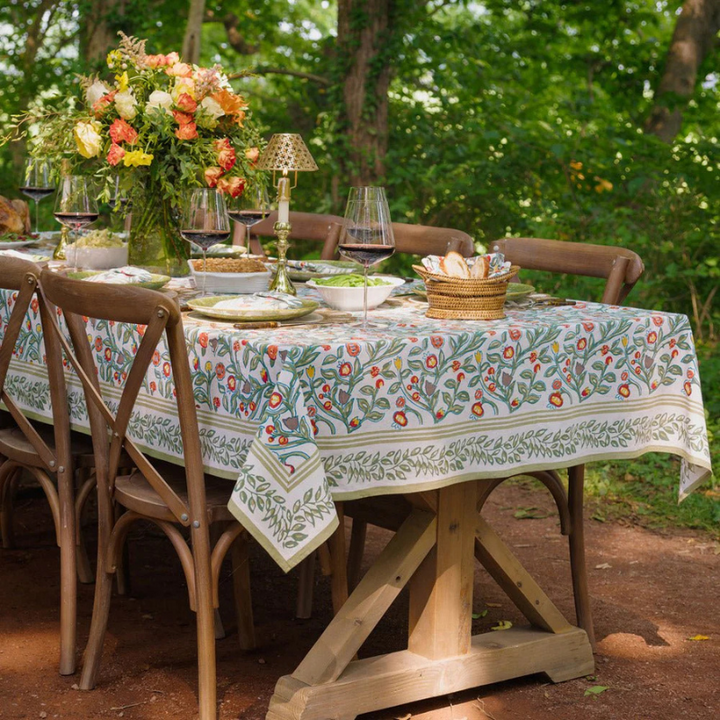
[0,290,712,570]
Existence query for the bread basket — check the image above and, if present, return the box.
[413,264,520,320]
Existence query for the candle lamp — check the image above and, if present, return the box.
[256,133,318,295]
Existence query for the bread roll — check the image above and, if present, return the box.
[470,256,489,279]
[440,251,470,278]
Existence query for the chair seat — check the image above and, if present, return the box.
[0,423,95,469]
[115,465,236,523]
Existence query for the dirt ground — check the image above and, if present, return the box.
[1,480,718,720]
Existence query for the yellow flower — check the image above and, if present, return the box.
[594,177,613,193]
[622,336,628,347]
[73,120,103,158]
[552,341,559,353]
[474,351,483,363]
[106,50,122,69]
[122,149,154,167]
[307,367,315,378]
[115,71,129,92]
[205,361,212,372]
[394,358,402,370]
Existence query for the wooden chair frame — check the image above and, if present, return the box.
[40,270,254,720]
[0,257,77,674]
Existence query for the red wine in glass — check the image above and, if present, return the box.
[337,243,395,267]
[228,209,268,226]
[180,229,231,251]
[21,186,54,203]
[53,212,100,230]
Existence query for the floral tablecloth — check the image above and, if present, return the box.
[0,290,712,570]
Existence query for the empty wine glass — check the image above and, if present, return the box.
[227,184,271,256]
[180,188,231,295]
[339,186,395,331]
[53,176,99,270]
[20,159,54,233]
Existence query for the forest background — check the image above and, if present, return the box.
[0,0,718,530]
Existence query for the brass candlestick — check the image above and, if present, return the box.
[269,221,294,294]
[257,133,318,296]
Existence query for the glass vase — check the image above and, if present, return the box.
[128,189,189,276]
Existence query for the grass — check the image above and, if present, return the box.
[583,453,719,539]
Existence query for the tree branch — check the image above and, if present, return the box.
[228,67,331,86]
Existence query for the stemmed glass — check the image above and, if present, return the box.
[227,184,271,256]
[20,159,54,233]
[339,186,395,331]
[180,188,231,296]
[53,176,99,269]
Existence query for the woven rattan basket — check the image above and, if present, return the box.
[413,264,520,320]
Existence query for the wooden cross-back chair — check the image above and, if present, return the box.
[0,257,84,675]
[39,270,255,720]
[242,211,475,260]
[341,239,645,649]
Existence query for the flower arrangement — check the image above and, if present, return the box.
[23,33,264,272]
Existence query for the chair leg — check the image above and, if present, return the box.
[0,467,20,549]
[568,464,595,648]
[113,503,130,596]
[210,524,225,640]
[231,534,255,650]
[75,469,95,584]
[57,467,78,676]
[346,518,367,592]
[192,522,218,720]
[295,550,316,620]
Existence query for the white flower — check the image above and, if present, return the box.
[200,96,224,121]
[171,77,195,102]
[86,80,111,107]
[114,89,138,120]
[145,90,174,116]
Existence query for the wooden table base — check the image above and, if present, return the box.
[267,482,594,720]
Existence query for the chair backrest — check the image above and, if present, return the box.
[491,237,645,305]
[242,210,475,260]
[0,257,71,473]
[322,221,474,260]
[39,271,202,528]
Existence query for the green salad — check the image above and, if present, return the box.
[314,274,392,287]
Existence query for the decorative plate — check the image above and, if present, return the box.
[269,259,360,282]
[187,295,319,321]
[0,239,39,250]
[505,283,535,300]
[68,270,171,290]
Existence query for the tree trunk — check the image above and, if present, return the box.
[337,0,395,186]
[85,0,125,65]
[183,0,207,64]
[645,0,720,142]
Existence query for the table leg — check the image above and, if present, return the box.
[266,482,594,720]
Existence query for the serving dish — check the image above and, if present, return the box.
[268,259,361,282]
[187,259,271,294]
[306,276,405,311]
[65,244,128,270]
[187,294,318,322]
[0,238,39,250]
[68,270,171,290]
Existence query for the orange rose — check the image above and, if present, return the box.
[92,90,117,115]
[211,88,248,119]
[108,118,138,144]
[217,176,245,198]
[107,143,125,166]
[166,62,193,77]
[214,138,236,171]
[176,92,197,113]
[173,110,193,125]
[204,166,223,187]
[245,147,260,163]
[175,122,198,140]
[145,54,168,68]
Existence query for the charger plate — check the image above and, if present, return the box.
[505,283,535,300]
[187,294,319,322]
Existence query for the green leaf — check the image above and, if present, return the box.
[584,686,609,697]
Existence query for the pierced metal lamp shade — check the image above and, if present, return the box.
[256,133,318,172]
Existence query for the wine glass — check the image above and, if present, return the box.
[53,176,99,270]
[227,184,271,256]
[20,159,54,234]
[180,188,231,296]
[339,187,395,330]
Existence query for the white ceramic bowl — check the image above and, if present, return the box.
[187,259,271,294]
[65,244,128,270]
[306,276,405,311]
